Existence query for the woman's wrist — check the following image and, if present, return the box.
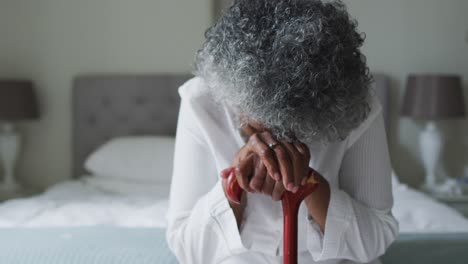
[228,200,245,228]
[304,171,331,232]
[222,179,245,229]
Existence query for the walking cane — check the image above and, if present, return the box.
[224,168,319,264]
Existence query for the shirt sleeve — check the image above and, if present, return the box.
[306,112,399,262]
[165,93,245,264]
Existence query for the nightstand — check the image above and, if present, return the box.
[0,187,41,202]
[431,194,468,218]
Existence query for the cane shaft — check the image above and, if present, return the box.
[223,168,319,264]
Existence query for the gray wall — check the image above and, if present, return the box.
[1,0,467,188]
[0,0,211,188]
[343,0,468,186]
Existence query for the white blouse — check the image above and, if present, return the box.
[166,77,398,264]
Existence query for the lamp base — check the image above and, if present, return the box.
[420,122,442,191]
[0,123,21,194]
[421,181,439,194]
[421,178,463,197]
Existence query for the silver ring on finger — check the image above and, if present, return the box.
[268,142,280,150]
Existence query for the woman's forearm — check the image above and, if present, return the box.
[303,173,331,232]
[222,179,245,229]
[229,201,245,229]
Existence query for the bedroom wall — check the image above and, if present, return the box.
[342,0,468,186]
[1,0,467,189]
[0,0,212,189]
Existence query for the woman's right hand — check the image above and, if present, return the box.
[226,126,312,201]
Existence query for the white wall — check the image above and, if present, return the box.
[343,0,468,186]
[0,0,212,188]
[1,0,467,188]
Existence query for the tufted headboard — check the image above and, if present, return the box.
[72,74,192,178]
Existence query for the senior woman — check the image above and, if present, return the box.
[166,0,398,263]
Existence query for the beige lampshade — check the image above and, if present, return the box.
[0,80,39,121]
[401,74,466,120]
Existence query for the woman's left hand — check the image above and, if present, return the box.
[279,139,312,189]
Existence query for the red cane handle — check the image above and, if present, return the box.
[223,167,319,204]
[224,168,243,204]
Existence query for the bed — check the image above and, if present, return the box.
[0,74,467,263]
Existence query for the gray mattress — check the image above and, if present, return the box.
[0,227,467,264]
[382,233,468,264]
[0,227,177,264]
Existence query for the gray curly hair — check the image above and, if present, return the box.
[194,0,372,143]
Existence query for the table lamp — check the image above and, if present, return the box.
[0,80,39,191]
[401,74,466,192]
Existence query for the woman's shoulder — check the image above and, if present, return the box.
[176,77,239,155]
[177,76,227,128]
[346,93,383,148]
[178,76,211,101]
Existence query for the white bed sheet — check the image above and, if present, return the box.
[0,179,169,228]
[392,181,468,233]
[1,175,468,233]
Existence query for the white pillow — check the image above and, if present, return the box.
[84,136,175,184]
